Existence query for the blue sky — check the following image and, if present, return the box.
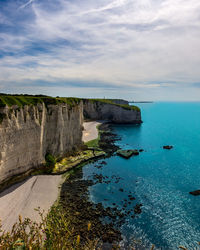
[0,0,200,101]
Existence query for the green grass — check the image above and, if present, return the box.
[85,138,99,148]
[0,94,82,108]
[84,124,102,149]
[0,94,139,111]
[0,205,99,249]
[82,98,140,112]
[0,95,82,123]
[52,149,106,174]
[0,94,140,125]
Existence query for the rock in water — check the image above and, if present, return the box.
[134,204,142,214]
[132,150,139,155]
[163,145,173,149]
[189,190,200,196]
[117,149,139,159]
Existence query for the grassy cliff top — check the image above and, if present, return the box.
[0,94,140,111]
[0,94,81,108]
[83,98,140,112]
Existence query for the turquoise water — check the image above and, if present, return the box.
[83,102,200,249]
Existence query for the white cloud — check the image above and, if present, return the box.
[0,0,200,100]
[19,0,36,9]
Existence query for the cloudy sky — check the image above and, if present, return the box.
[0,0,200,101]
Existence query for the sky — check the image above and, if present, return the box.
[0,0,200,101]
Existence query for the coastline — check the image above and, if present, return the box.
[0,121,104,231]
[0,120,124,248]
[0,175,63,232]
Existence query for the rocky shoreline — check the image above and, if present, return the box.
[59,124,124,248]
[0,122,142,247]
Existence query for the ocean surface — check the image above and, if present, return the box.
[82,102,200,249]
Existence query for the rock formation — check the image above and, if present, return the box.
[189,190,200,196]
[0,102,83,184]
[163,145,173,150]
[83,99,141,124]
[0,96,141,185]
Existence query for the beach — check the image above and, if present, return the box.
[0,121,101,231]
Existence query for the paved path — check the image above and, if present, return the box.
[82,121,105,142]
[0,175,62,231]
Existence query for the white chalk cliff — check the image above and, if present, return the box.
[0,98,141,185]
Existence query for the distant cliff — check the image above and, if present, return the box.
[83,99,141,124]
[108,99,129,105]
[0,95,141,185]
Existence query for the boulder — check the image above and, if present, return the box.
[189,190,200,196]
[134,204,142,214]
[163,145,173,150]
[132,150,139,155]
[117,150,139,159]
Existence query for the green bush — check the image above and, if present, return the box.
[44,154,56,173]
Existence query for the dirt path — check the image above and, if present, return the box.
[0,175,63,232]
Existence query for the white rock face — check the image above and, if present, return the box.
[0,103,83,184]
[0,99,141,185]
[83,101,141,124]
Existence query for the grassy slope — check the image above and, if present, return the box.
[0,94,81,108]
[0,94,140,111]
[83,98,140,112]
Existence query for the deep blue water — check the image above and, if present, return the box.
[83,102,200,249]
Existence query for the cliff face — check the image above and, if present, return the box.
[0,96,141,186]
[83,100,141,124]
[0,103,83,184]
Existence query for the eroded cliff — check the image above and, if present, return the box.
[0,95,141,186]
[83,99,141,124]
[0,101,83,184]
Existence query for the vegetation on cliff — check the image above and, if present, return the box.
[82,98,140,112]
[0,94,81,108]
[0,122,122,249]
[0,205,99,249]
[52,149,106,174]
[0,94,140,125]
[0,94,140,111]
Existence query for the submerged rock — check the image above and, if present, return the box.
[134,204,142,214]
[132,150,139,155]
[163,145,173,150]
[117,149,139,159]
[189,190,200,196]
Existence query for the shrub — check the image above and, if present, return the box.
[44,153,56,173]
[0,206,99,249]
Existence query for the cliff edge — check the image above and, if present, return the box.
[83,99,141,124]
[0,96,83,185]
[0,95,141,186]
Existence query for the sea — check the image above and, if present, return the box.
[82,102,200,249]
